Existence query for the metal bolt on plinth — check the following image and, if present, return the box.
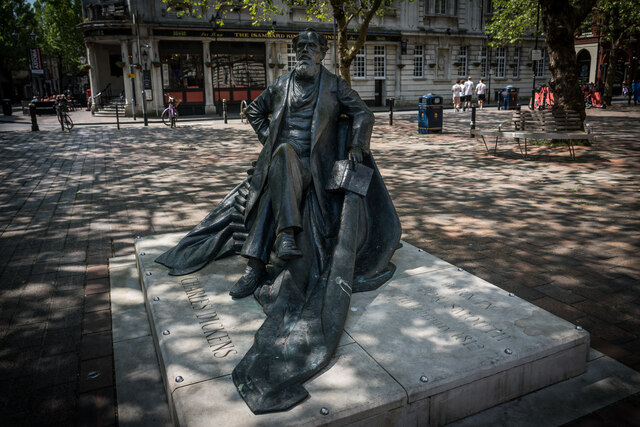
[504,348,513,355]
[320,407,329,415]
[420,375,429,383]
[175,376,184,383]
[153,296,160,301]
[162,330,170,335]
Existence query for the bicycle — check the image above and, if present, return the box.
[161,95,181,128]
[55,97,73,131]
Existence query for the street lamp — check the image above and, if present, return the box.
[531,1,541,108]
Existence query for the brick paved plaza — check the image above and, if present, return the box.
[1,105,639,425]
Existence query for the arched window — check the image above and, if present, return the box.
[576,49,591,83]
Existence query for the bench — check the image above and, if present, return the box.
[471,109,594,160]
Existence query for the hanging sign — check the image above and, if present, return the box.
[30,47,43,72]
[162,63,170,88]
[531,49,542,61]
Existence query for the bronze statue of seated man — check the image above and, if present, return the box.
[156,28,401,414]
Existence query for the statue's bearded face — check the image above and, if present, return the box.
[295,33,324,80]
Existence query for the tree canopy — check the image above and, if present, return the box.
[0,0,38,74]
[593,0,640,103]
[34,0,85,69]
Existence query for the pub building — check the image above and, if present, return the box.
[79,0,546,116]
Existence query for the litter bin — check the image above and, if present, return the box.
[2,99,12,116]
[418,94,443,134]
[498,86,519,110]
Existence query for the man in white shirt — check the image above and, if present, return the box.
[475,78,487,109]
[462,76,474,111]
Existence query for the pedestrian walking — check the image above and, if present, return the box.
[475,78,487,109]
[462,76,474,111]
[452,79,462,111]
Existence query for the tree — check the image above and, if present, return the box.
[487,0,596,121]
[593,0,640,104]
[0,0,38,97]
[34,0,84,69]
[166,0,396,86]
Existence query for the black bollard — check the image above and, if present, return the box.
[223,99,228,124]
[470,105,476,137]
[388,98,394,126]
[115,102,120,130]
[29,103,39,132]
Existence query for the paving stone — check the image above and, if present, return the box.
[84,292,110,313]
[82,310,111,334]
[77,387,116,427]
[85,278,110,295]
[79,355,114,392]
[81,331,113,360]
[34,352,79,389]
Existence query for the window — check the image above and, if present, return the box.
[374,45,385,79]
[414,45,424,77]
[457,46,468,77]
[481,46,488,78]
[536,49,547,77]
[496,47,506,78]
[353,46,366,78]
[512,47,520,78]
[159,41,204,90]
[287,43,296,71]
[435,0,446,14]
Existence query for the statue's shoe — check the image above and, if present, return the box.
[275,231,302,260]
[229,264,265,299]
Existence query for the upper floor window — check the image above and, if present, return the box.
[512,47,520,78]
[435,0,447,14]
[457,46,468,77]
[414,45,424,77]
[496,47,506,78]
[287,44,296,71]
[374,45,386,79]
[353,46,366,78]
[481,46,488,78]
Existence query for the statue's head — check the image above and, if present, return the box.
[292,28,328,80]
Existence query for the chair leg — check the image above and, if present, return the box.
[568,141,576,160]
[515,138,524,157]
[494,136,499,154]
[481,136,490,154]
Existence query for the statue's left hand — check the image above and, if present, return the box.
[348,147,364,163]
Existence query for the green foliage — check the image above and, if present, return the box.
[595,0,640,45]
[0,0,38,72]
[485,0,540,46]
[34,0,84,68]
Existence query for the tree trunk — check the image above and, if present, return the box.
[330,0,383,87]
[539,0,595,123]
[603,38,622,105]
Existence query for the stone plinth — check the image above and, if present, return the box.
[133,233,589,426]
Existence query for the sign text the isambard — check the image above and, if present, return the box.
[153,29,401,42]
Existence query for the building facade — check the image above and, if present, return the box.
[79,0,548,115]
[575,30,640,95]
